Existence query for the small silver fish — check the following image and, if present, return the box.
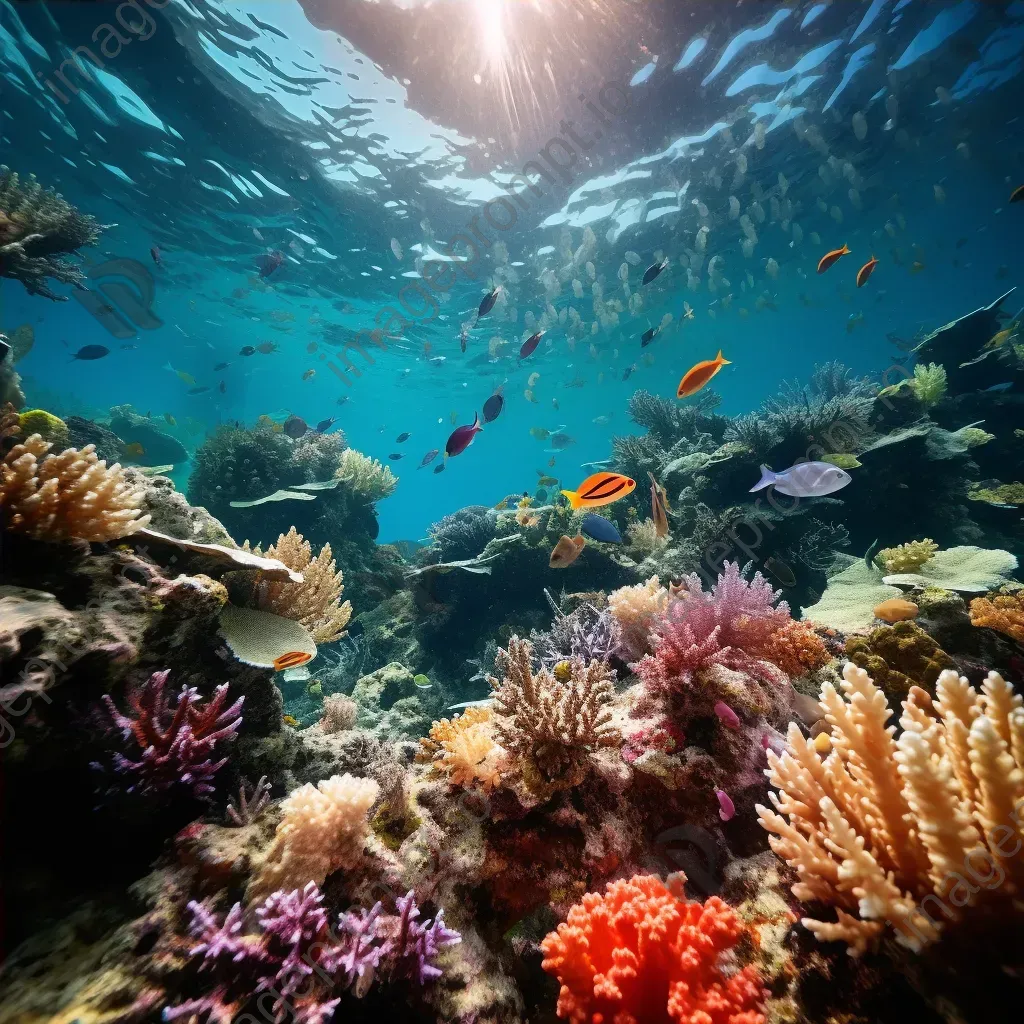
[749,462,851,498]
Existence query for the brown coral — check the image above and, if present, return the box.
[761,619,833,678]
[1,401,20,443]
[0,435,150,541]
[242,527,351,643]
[758,661,1024,955]
[969,592,1024,644]
[489,635,620,795]
[845,620,956,702]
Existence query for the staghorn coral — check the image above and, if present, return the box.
[418,706,506,792]
[907,361,947,407]
[607,574,670,660]
[334,448,398,501]
[489,635,620,795]
[758,661,1024,955]
[877,538,938,573]
[226,776,271,826]
[242,527,352,644]
[540,874,767,1024]
[0,435,150,541]
[845,620,956,701]
[93,670,243,800]
[0,166,102,299]
[969,592,1024,643]
[249,773,380,902]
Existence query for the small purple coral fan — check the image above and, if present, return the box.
[94,669,243,799]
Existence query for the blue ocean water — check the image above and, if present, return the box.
[1,0,1023,542]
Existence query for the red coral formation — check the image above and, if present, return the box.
[541,873,766,1024]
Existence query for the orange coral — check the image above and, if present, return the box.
[418,706,506,791]
[541,874,766,1024]
[969,592,1024,643]
[761,619,832,678]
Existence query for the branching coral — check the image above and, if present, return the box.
[427,504,496,560]
[969,592,1024,643]
[540,874,767,1024]
[0,435,150,541]
[877,538,938,573]
[758,661,1024,955]
[292,430,346,482]
[607,574,669,660]
[320,693,358,734]
[249,773,380,901]
[242,527,352,643]
[845,620,956,701]
[418,706,507,792]
[335,448,398,501]
[532,598,622,669]
[94,670,243,800]
[907,362,948,407]
[489,636,620,795]
[627,388,725,446]
[0,166,102,299]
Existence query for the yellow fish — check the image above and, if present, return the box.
[177,369,196,386]
[164,413,176,426]
[302,369,316,381]
[910,261,925,275]
[493,498,509,510]
[282,714,299,727]
[530,426,551,440]
[122,442,145,459]
[985,329,1012,350]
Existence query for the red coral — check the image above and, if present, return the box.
[541,874,766,1024]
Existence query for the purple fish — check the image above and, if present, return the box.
[749,461,852,498]
[477,286,501,319]
[257,250,284,279]
[283,415,308,439]
[482,392,504,423]
[713,701,740,730]
[520,331,544,359]
[418,448,440,468]
[715,789,736,822]
[445,412,483,458]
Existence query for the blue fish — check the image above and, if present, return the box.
[580,512,622,544]
[982,382,1013,393]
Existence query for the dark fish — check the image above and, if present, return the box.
[213,361,230,371]
[477,286,501,318]
[188,386,211,395]
[642,259,668,286]
[446,412,483,458]
[316,417,336,433]
[520,331,544,359]
[70,345,110,361]
[580,512,622,544]
[1009,184,1024,204]
[418,448,440,468]
[240,346,256,356]
[218,380,226,394]
[763,556,797,588]
[150,246,161,264]
[388,453,405,461]
[396,432,411,443]
[482,392,504,423]
[257,250,284,279]
[283,415,308,438]
[622,364,636,381]
[433,463,445,474]
[336,396,350,406]
[641,325,661,347]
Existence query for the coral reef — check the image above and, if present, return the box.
[845,620,957,701]
[877,538,939,573]
[427,504,497,560]
[969,591,1024,643]
[0,166,102,298]
[17,407,68,448]
[335,447,399,501]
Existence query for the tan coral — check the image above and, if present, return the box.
[243,527,351,643]
[757,661,1024,956]
[607,575,669,659]
[1,401,20,442]
[418,706,506,792]
[0,435,149,542]
[877,538,938,574]
[489,635,620,796]
[969,592,1024,644]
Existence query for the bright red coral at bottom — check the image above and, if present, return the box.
[540,874,766,1024]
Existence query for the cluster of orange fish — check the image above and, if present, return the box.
[816,243,878,288]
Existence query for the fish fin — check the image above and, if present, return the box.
[561,489,582,510]
[842,244,850,254]
[750,465,776,492]
[716,350,732,364]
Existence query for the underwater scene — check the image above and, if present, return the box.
[4,0,1024,1020]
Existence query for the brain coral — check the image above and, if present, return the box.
[844,620,956,701]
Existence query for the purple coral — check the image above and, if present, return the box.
[390,891,462,985]
[533,596,622,670]
[95,670,243,799]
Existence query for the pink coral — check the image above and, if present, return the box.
[541,873,766,1024]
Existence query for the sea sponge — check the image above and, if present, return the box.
[241,527,352,643]
[17,409,68,449]
[248,773,379,902]
[877,538,938,573]
[218,605,317,669]
[845,620,955,701]
[802,561,903,632]
[969,482,1024,506]
[540,874,767,1023]
[907,361,947,407]
[880,545,1018,593]
[320,693,358,734]
[761,619,832,678]
[969,592,1024,643]
[0,435,149,541]
[0,166,102,299]
[758,662,1024,955]
[334,448,398,501]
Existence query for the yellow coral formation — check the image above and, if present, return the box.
[17,409,68,449]
[418,706,506,791]
[758,661,1024,956]
[907,362,947,407]
[0,435,149,542]
[249,773,379,901]
[625,518,667,557]
[969,482,1024,506]
[243,527,351,643]
[969,592,1024,643]
[877,538,938,573]
[334,448,398,501]
[607,574,669,659]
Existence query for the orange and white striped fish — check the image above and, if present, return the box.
[273,651,313,672]
[561,471,636,510]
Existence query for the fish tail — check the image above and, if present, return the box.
[561,489,582,510]
[749,465,776,492]
[842,243,850,254]
[716,349,732,365]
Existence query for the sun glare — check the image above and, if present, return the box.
[475,0,508,67]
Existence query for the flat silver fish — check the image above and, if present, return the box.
[749,461,851,498]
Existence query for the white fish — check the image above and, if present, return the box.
[765,258,779,280]
[282,666,311,682]
[624,251,640,265]
[447,698,494,710]
[750,462,852,498]
[390,238,403,260]
[934,184,946,204]
[852,111,867,141]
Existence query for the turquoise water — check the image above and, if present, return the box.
[2,0,1023,540]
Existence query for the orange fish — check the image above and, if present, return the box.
[1010,185,1024,204]
[648,471,669,538]
[676,350,730,399]
[873,598,919,623]
[561,472,636,510]
[273,651,313,672]
[122,442,145,459]
[549,533,586,568]
[817,244,850,274]
[856,256,879,288]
